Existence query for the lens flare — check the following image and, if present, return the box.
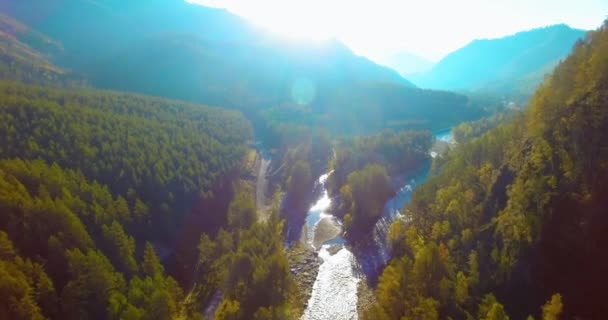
[291,77,316,105]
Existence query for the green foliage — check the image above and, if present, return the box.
[279,134,332,228]
[60,249,126,320]
[223,221,293,317]
[541,294,562,320]
[227,190,257,230]
[452,112,516,143]
[327,130,432,238]
[215,299,241,320]
[330,130,432,195]
[476,294,511,320]
[0,81,251,315]
[0,159,186,319]
[280,132,332,182]
[0,81,251,240]
[482,303,510,320]
[371,21,608,319]
[118,274,183,320]
[187,192,295,319]
[340,164,392,235]
[102,222,138,276]
[0,231,16,259]
[286,160,313,201]
[330,130,432,237]
[0,231,54,320]
[410,297,440,320]
[142,243,164,278]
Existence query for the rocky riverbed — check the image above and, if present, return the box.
[287,245,321,310]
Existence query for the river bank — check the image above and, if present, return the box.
[287,245,321,313]
[297,130,455,319]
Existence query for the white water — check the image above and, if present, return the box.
[305,172,333,248]
[302,172,421,320]
[302,130,453,319]
[302,171,359,320]
[302,246,360,320]
[435,129,455,144]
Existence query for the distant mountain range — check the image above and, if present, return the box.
[0,0,413,89]
[377,52,435,77]
[376,51,435,78]
[410,24,586,100]
[0,0,486,135]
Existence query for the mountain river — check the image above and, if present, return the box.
[301,131,453,320]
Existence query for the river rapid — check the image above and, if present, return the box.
[301,172,358,320]
[300,131,453,320]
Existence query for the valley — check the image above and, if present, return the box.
[0,1,606,320]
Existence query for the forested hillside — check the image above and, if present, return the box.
[0,3,483,318]
[0,81,251,237]
[0,81,255,319]
[368,20,608,319]
[0,159,184,319]
[0,0,485,138]
[0,14,69,84]
[2,1,603,319]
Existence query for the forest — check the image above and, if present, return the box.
[0,81,252,240]
[0,81,264,319]
[0,158,184,319]
[367,20,608,319]
[328,130,432,237]
[0,1,606,319]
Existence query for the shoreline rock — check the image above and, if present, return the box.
[286,244,321,312]
[312,216,342,249]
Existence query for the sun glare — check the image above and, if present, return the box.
[188,0,342,42]
[242,1,338,42]
[189,0,608,62]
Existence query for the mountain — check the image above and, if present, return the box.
[0,14,67,84]
[0,0,486,138]
[411,24,586,100]
[369,21,608,319]
[0,0,412,90]
[377,51,435,77]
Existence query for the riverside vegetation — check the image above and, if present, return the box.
[0,1,606,319]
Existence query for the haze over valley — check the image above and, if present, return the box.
[0,1,607,319]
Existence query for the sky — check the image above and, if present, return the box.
[188,0,608,62]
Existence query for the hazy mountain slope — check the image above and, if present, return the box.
[1,0,412,89]
[1,0,259,66]
[412,24,585,97]
[88,34,414,111]
[0,14,66,83]
[0,0,488,138]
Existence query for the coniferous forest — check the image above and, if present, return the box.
[0,1,607,319]
[367,20,608,320]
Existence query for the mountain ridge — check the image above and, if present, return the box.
[411,24,586,100]
[0,0,488,138]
